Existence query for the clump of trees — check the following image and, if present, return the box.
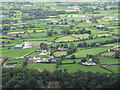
[2,68,120,89]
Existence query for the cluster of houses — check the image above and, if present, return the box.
[28,56,57,63]
[50,20,73,25]
[108,45,120,52]
[82,58,96,66]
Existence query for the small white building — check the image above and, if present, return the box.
[96,25,104,28]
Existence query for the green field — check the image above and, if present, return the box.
[55,35,79,42]
[99,58,119,64]
[66,47,111,58]
[2,48,37,57]
[102,65,119,73]
[7,59,26,64]
[58,64,110,73]
[53,51,67,57]
[101,51,115,57]
[27,52,40,57]
[62,59,82,63]
[72,34,89,39]
[26,63,56,72]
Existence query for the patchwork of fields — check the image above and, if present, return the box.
[1,1,119,74]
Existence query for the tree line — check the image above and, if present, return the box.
[2,68,120,89]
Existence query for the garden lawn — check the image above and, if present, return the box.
[26,63,56,72]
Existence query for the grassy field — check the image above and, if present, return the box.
[102,43,118,47]
[102,65,119,73]
[62,59,82,63]
[58,64,110,73]
[66,47,111,58]
[55,36,79,42]
[72,34,89,39]
[27,52,40,57]
[2,48,37,57]
[101,51,115,57]
[99,58,119,64]
[26,63,56,72]
[53,51,67,57]
[7,59,26,64]
[85,37,114,43]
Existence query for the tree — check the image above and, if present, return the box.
[33,30,36,33]
[71,55,76,59]
[81,58,87,62]
[40,43,48,50]
[114,51,120,58]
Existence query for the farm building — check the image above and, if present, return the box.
[15,45,23,49]
[58,47,67,51]
[23,42,33,49]
[96,25,104,28]
[85,20,92,23]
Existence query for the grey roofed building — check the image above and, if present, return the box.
[15,45,23,49]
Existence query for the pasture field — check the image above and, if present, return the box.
[101,51,115,57]
[2,48,37,57]
[85,37,115,43]
[58,64,110,73]
[27,52,40,57]
[99,58,119,64]
[62,59,82,63]
[7,59,26,64]
[72,34,89,39]
[102,43,118,47]
[55,36,79,42]
[66,47,111,58]
[26,63,56,72]
[53,51,67,57]
[101,65,119,73]
[29,41,48,45]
